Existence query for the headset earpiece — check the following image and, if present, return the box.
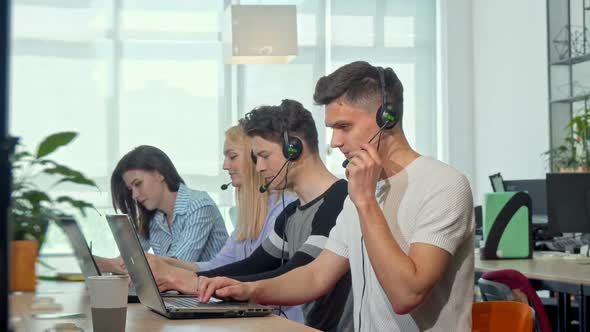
[282,131,303,161]
[250,150,258,164]
[375,67,399,130]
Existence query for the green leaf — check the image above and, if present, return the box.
[8,131,99,241]
[55,196,94,217]
[53,176,98,189]
[37,258,57,271]
[44,164,98,190]
[36,132,77,159]
[32,159,58,167]
[43,164,83,178]
[11,151,32,162]
[17,190,52,208]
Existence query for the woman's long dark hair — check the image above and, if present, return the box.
[110,145,184,239]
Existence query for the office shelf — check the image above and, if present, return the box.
[550,53,590,66]
[547,0,590,172]
[550,93,590,104]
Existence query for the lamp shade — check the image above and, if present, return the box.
[223,5,298,64]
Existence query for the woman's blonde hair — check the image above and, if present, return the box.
[225,125,269,241]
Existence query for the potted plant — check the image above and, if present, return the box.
[568,106,590,171]
[10,132,97,291]
[544,108,590,172]
[543,137,582,172]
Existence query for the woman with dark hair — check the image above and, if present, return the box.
[97,145,228,272]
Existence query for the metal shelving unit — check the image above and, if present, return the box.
[547,0,590,170]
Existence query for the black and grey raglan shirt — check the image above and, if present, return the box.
[199,179,352,332]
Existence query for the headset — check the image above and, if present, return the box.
[356,66,403,331]
[250,150,258,165]
[341,66,402,168]
[221,145,260,191]
[250,125,303,168]
[273,127,300,320]
[375,66,401,130]
[281,130,303,162]
[259,117,303,193]
[223,123,303,191]
[259,104,303,319]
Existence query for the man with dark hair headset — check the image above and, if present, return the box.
[148,99,353,332]
[195,62,474,332]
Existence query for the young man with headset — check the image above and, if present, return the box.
[196,61,475,331]
[148,99,353,332]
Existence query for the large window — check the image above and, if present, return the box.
[239,0,437,177]
[10,0,437,256]
[11,1,232,257]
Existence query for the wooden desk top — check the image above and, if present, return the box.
[475,251,590,285]
[10,281,318,332]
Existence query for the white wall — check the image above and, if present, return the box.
[443,0,550,205]
[472,0,549,205]
[438,0,475,186]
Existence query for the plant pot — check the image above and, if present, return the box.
[10,240,38,292]
[558,167,576,173]
[559,166,590,172]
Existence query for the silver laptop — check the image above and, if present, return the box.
[105,214,272,319]
[55,216,102,277]
[55,216,140,302]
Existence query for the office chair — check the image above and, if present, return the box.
[473,301,533,332]
[478,278,540,332]
[478,278,513,301]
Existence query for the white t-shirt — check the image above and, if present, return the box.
[325,156,474,332]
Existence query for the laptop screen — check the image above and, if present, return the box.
[489,173,505,192]
[55,217,101,278]
[106,214,167,313]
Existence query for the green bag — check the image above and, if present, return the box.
[481,191,532,260]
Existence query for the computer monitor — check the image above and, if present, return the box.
[504,179,547,217]
[546,173,590,234]
[489,173,505,192]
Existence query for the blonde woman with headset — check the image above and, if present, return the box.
[152,124,304,322]
[164,125,293,270]
[166,125,295,272]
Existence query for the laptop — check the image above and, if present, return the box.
[488,172,506,192]
[55,216,140,303]
[105,214,272,319]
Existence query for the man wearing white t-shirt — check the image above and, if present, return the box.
[196,61,475,332]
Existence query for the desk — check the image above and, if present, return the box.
[475,251,590,332]
[10,281,318,331]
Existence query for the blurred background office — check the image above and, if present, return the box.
[9,0,437,256]
[8,0,551,258]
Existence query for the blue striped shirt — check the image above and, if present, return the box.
[139,184,228,262]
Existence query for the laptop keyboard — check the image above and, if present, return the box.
[164,297,221,308]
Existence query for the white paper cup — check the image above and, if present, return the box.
[86,275,128,332]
